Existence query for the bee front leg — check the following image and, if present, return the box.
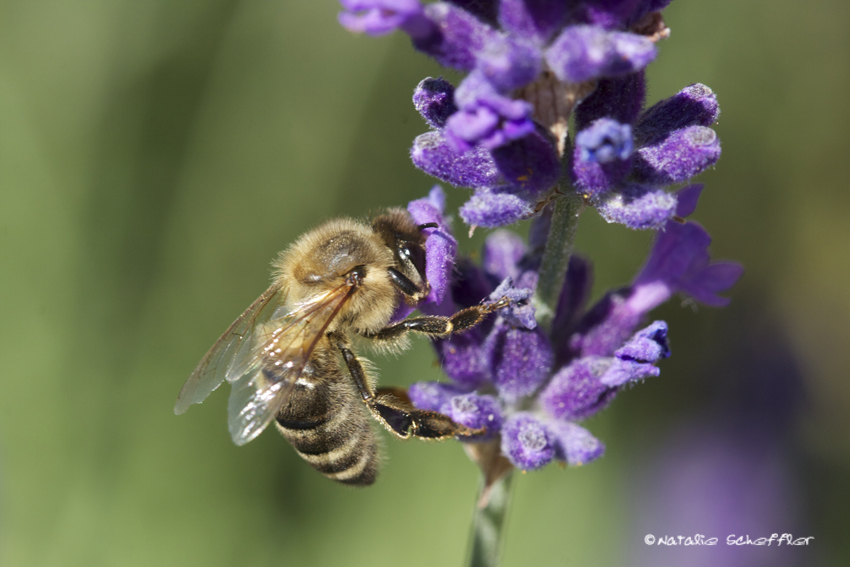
[331,334,483,440]
[364,297,511,343]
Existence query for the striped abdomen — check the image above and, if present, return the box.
[273,361,379,486]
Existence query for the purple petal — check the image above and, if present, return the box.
[501,413,555,470]
[484,320,552,403]
[390,302,416,324]
[413,77,458,129]
[540,356,618,421]
[443,393,503,440]
[635,219,743,307]
[635,83,720,146]
[410,130,503,188]
[477,35,542,92]
[576,118,634,163]
[632,126,721,185]
[447,73,536,151]
[490,129,561,194]
[677,261,745,308]
[594,184,677,230]
[546,25,656,83]
[459,186,536,227]
[545,420,606,466]
[339,0,432,37]
[675,184,703,217]
[497,0,571,44]
[570,291,634,357]
[482,230,527,281]
[408,186,457,305]
[416,2,501,71]
[409,380,470,411]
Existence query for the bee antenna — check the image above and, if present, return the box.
[417,222,439,231]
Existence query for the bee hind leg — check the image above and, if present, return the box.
[332,335,483,440]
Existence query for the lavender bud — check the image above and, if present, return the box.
[546,420,606,466]
[477,35,542,92]
[413,77,458,129]
[433,330,490,389]
[410,131,503,188]
[484,321,553,403]
[443,393,503,440]
[635,83,720,146]
[546,26,657,83]
[501,413,555,470]
[599,321,671,386]
[417,2,500,71]
[595,184,677,230]
[409,381,470,412]
[540,357,618,421]
[482,230,526,281]
[632,126,721,185]
[459,187,536,228]
[486,278,536,330]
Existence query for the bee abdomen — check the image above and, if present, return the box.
[275,378,379,486]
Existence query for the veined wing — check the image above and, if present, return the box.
[226,284,356,446]
[174,284,286,415]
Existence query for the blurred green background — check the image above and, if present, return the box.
[1,1,848,566]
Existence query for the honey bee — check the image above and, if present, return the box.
[175,209,508,485]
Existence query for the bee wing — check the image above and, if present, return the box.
[174,284,286,415]
[225,285,356,446]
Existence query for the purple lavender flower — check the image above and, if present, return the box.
[342,0,708,229]
[334,3,742,557]
[406,187,740,471]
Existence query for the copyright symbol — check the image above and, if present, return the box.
[644,534,655,545]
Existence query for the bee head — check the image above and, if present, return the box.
[371,209,429,300]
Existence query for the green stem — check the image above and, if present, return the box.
[533,190,583,332]
[466,472,514,567]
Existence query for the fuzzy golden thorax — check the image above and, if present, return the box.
[273,217,400,335]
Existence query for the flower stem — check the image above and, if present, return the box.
[466,471,514,567]
[533,190,583,331]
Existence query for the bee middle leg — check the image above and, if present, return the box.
[330,334,483,440]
